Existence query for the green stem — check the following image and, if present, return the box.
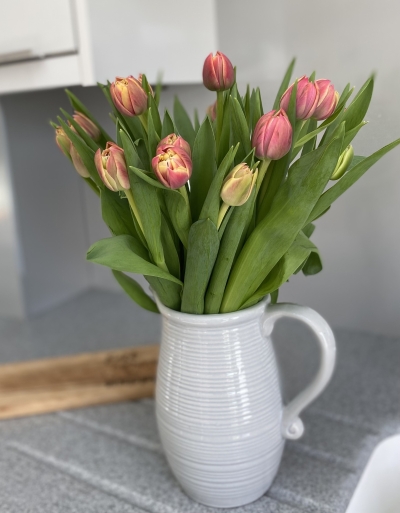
[255,159,271,195]
[216,91,224,153]
[139,113,148,134]
[179,184,190,207]
[217,202,230,229]
[293,120,306,146]
[125,188,144,234]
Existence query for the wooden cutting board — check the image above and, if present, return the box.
[0,345,159,420]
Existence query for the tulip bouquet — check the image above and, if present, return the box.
[53,52,399,314]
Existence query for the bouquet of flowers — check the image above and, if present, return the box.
[53,52,399,315]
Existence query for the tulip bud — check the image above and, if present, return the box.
[313,79,339,120]
[207,101,217,121]
[55,126,71,157]
[151,148,192,189]
[94,142,130,191]
[280,76,319,120]
[70,145,90,178]
[110,76,148,117]
[202,51,235,92]
[72,111,101,141]
[331,145,354,180]
[156,133,191,157]
[220,164,258,207]
[252,109,292,160]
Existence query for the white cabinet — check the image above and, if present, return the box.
[0,0,76,64]
[0,0,218,94]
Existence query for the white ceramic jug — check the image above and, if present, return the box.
[155,297,336,508]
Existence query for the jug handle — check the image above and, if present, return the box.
[261,303,336,440]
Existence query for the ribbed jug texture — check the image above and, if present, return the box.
[155,301,284,508]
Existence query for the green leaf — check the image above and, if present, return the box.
[199,144,239,225]
[129,166,167,189]
[273,58,296,110]
[173,97,196,147]
[250,88,263,133]
[148,94,162,136]
[181,219,220,314]
[240,231,318,309]
[302,222,316,238]
[204,189,256,314]
[121,131,166,270]
[217,94,232,165]
[341,76,374,132]
[306,138,400,224]
[58,118,103,188]
[230,97,252,161]
[221,134,343,312]
[112,270,159,313]
[60,108,100,152]
[164,189,191,248]
[294,107,344,148]
[87,235,182,285]
[160,213,181,280]
[145,276,182,311]
[270,289,279,304]
[134,139,149,170]
[125,116,146,146]
[190,117,217,221]
[301,119,317,156]
[302,250,323,276]
[161,110,176,139]
[337,83,353,109]
[101,188,137,237]
[147,108,160,160]
[65,89,113,143]
[342,121,368,148]
[193,109,200,132]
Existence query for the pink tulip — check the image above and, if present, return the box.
[221,164,258,206]
[252,109,293,160]
[152,148,192,189]
[280,76,319,120]
[156,134,191,157]
[72,111,101,141]
[70,145,90,178]
[202,51,235,92]
[94,142,130,191]
[313,79,339,120]
[110,76,148,117]
[55,126,71,157]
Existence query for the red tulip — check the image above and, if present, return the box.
[252,109,292,160]
[94,142,130,191]
[313,79,339,120]
[110,76,148,117]
[70,145,90,178]
[202,51,235,92]
[152,148,192,189]
[156,134,191,157]
[280,76,319,120]
[72,112,101,141]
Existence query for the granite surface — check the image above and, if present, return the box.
[0,290,399,513]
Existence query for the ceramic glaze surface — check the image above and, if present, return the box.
[155,299,336,508]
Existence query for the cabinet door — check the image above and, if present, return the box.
[0,0,76,64]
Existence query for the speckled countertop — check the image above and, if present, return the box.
[0,290,399,513]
